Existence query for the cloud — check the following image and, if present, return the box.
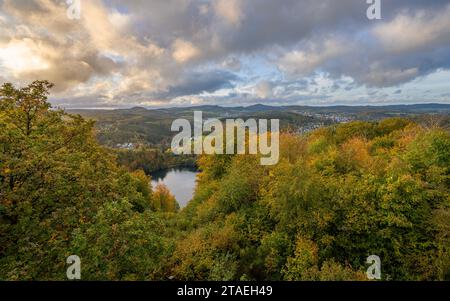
[221,56,241,71]
[0,0,449,107]
[373,6,450,54]
[172,39,201,63]
[155,70,238,99]
[254,80,274,99]
[278,38,347,77]
[213,0,244,26]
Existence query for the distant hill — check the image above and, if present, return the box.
[69,103,450,116]
[68,103,450,147]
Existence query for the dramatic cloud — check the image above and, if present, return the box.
[172,39,201,63]
[278,38,347,77]
[155,70,238,99]
[373,5,450,54]
[214,0,244,26]
[0,0,449,108]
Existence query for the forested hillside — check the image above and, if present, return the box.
[176,118,449,280]
[70,103,450,149]
[0,82,178,280]
[1,82,449,280]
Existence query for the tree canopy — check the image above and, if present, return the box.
[1,81,449,280]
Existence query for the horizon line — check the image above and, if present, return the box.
[62,102,450,111]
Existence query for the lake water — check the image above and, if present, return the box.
[150,168,199,208]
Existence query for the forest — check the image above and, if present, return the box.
[0,81,449,280]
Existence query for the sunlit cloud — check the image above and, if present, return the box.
[0,39,50,73]
[0,0,449,108]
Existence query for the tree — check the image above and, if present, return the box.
[0,81,167,279]
[152,184,180,213]
[177,119,449,280]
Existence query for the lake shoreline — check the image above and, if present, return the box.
[150,167,200,208]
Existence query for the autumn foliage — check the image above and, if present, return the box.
[1,82,449,280]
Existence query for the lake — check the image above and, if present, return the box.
[150,168,199,208]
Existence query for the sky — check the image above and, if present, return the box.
[0,0,450,109]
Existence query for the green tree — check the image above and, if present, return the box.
[0,81,169,280]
